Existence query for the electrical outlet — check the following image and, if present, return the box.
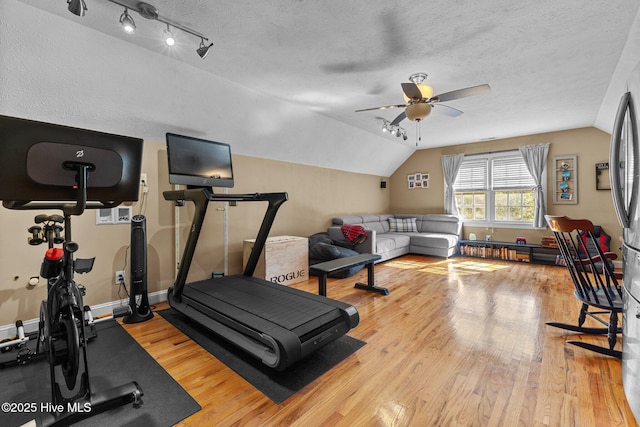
[140,172,149,194]
[115,270,125,285]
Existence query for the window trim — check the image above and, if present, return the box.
[452,150,547,229]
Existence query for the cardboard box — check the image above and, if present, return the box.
[243,235,308,286]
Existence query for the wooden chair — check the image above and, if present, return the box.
[544,215,622,358]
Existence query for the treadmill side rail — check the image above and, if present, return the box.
[163,188,288,299]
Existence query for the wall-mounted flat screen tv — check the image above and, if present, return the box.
[0,114,143,204]
[166,133,234,188]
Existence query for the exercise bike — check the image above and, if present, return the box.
[33,211,97,405]
[5,163,143,426]
[0,114,146,426]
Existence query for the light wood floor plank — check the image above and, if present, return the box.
[120,255,638,426]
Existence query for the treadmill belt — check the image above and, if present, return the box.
[187,275,340,331]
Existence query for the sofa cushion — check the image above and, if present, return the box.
[409,233,459,250]
[417,215,461,234]
[388,217,418,233]
[377,233,411,253]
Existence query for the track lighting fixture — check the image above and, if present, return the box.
[379,119,408,141]
[64,0,213,59]
[67,0,87,17]
[119,8,136,34]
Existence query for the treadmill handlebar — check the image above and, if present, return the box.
[163,187,288,204]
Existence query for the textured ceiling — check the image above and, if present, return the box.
[3,0,640,176]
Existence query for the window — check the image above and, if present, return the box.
[453,151,541,227]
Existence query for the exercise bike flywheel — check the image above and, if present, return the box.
[41,301,81,391]
[58,306,80,390]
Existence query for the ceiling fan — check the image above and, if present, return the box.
[356,73,491,129]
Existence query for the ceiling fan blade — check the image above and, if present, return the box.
[432,84,491,103]
[355,104,407,112]
[390,111,407,126]
[401,82,423,100]
[433,104,464,118]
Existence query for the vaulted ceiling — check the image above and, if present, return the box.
[2,1,640,177]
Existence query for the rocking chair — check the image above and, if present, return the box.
[544,215,623,358]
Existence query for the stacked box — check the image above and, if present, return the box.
[243,236,308,286]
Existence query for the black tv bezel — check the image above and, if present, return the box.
[0,114,143,204]
[166,132,235,188]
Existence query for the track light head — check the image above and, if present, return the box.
[120,8,136,34]
[67,0,87,17]
[197,39,214,59]
[164,25,175,46]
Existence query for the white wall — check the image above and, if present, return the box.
[0,0,413,177]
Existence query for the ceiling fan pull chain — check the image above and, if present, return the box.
[416,121,422,147]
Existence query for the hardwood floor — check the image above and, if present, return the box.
[121,255,638,426]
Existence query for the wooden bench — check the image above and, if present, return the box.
[309,253,388,297]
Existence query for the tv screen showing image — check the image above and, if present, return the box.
[166,133,234,188]
[0,114,143,204]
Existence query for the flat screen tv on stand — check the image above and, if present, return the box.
[166,132,234,190]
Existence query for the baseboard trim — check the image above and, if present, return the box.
[0,290,167,339]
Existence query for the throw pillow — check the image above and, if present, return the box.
[388,217,418,232]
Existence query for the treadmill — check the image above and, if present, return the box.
[163,134,359,371]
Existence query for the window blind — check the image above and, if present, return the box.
[492,156,535,189]
[454,158,488,190]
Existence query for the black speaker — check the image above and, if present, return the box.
[123,214,154,324]
[380,181,387,188]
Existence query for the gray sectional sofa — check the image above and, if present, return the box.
[328,214,463,262]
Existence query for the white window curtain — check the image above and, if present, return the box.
[518,143,550,228]
[441,153,465,215]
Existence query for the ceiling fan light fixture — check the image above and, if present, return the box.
[403,83,433,102]
[406,103,432,121]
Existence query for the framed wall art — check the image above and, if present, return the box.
[408,172,429,189]
[553,155,578,204]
